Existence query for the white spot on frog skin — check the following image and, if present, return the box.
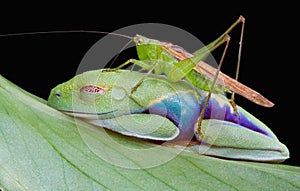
[112,87,126,100]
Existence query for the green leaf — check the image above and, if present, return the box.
[0,74,300,191]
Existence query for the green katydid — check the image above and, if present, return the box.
[47,69,289,162]
[112,15,274,109]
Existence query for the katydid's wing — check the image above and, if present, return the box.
[194,62,274,107]
[193,119,289,163]
[162,42,196,82]
[86,114,179,141]
[161,31,227,83]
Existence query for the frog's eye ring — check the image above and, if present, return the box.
[80,85,108,95]
[79,85,109,102]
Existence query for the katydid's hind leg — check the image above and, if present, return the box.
[197,16,245,134]
[196,36,231,137]
[229,100,238,117]
[229,16,245,115]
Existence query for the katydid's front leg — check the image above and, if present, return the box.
[115,59,154,71]
[103,59,154,74]
[114,58,163,94]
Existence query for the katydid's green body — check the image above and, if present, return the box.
[117,16,274,108]
[48,69,289,162]
[120,32,228,94]
[117,16,245,95]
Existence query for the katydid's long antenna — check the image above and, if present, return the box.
[230,15,245,104]
[108,38,134,68]
[0,30,135,70]
[0,30,133,39]
[196,35,231,136]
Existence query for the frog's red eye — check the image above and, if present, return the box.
[80,85,108,95]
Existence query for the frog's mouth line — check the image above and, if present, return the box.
[59,109,118,119]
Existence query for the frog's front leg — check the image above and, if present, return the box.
[85,113,179,141]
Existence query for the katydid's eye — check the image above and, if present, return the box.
[136,38,143,46]
[80,85,108,101]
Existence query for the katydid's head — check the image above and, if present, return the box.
[133,35,155,45]
[47,69,143,119]
[133,34,163,60]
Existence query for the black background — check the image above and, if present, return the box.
[0,3,298,166]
